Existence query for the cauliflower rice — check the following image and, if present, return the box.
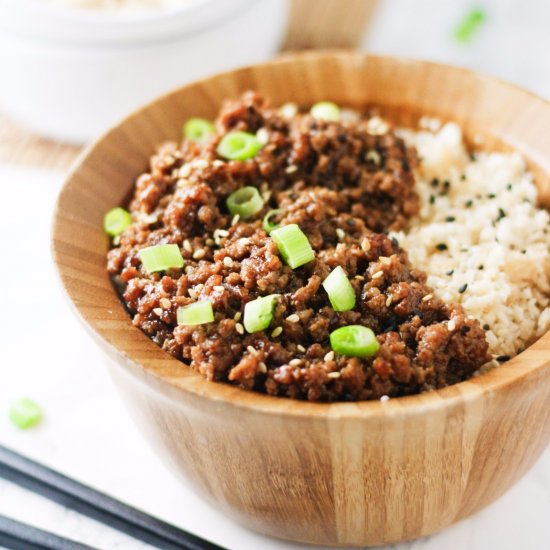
[394,119,550,364]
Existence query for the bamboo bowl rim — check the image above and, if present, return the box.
[52,51,550,419]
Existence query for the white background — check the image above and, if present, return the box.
[1,1,550,549]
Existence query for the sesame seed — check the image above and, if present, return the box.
[256,128,269,144]
[258,362,267,373]
[205,238,214,246]
[458,283,468,294]
[366,150,381,165]
[435,243,448,251]
[112,236,121,246]
[380,395,390,402]
[429,195,436,205]
[188,288,197,299]
[215,229,229,238]
[153,307,163,317]
[483,323,490,331]
[422,294,433,302]
[336,228,346,240]
[231,214,240,226]
[271,326,283,338]
[285,165,298,174]
[289,359,302,366]
[465,199,473,208]
[194,159,209,169]
[223,257,234,268]
[361,238,371,252]
[262,191,272,202]
[327,371,341,379]
[448,319,456,331]
[213,285,224,292]
[385,295,393,307]
[379,256,391,266]
[355,275,365,281]
[160,298,171,309]
[238,238,251,246]
[193,249,206,260]
[212,160,224,168]
[446,269,454,276]
[445,216,456,222]
[234,311,242,321]
[297,344,306,352]
[179,164,191,178]
[496,355,510,363]
[247,345,256,355]
[236,323,245,335]
[372,271,384,280]
[324,351,335,361]
[183,240,192,252]
[286,314,300,323]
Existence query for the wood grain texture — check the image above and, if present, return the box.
[52,52,550,546]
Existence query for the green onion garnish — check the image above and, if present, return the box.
[9,397,43,430]
[103,207,132,237]
[330,325,379,358]
[226,186,264,219]
[322,266,356,311]
[244,294,280,333]
[271,224,315,269]
[177,301,214,326]
[454,8,487,43]
[310,101,340,121]
[216,131,263,161]
[138,244,184,273]
[262,209,283,234]
[183,117,215,143]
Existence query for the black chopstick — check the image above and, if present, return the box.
[0,514,95,550]
[0,445,226,550]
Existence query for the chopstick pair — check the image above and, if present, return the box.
[0,444,225,550]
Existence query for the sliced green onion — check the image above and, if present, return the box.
[310,101,340,121]
[184,118,215,143]
[138,243,184,273]
[271,224,315,269]
[454,9,487,43]
[262,209,283,234]
[103,207,132,237]
[227,187,264,219]
[244,294,280,333]
[322,266,356,311]
[9,397,43,430]
[216,131,263,161]
[330,325,379,358]
[177,301,214,326]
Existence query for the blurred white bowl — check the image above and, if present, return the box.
[0,0,289,143]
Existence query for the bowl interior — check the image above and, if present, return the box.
[52,52,550,417]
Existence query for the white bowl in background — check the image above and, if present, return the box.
[0,0,289,143]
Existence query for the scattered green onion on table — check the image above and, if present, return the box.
[271,224,315,269]
[226,187,264,219]
[138,244,184,273]
[454,8,487,43]
[9,398,43,430]
[217,131,263,160]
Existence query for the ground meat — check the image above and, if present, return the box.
[107,92,490,402]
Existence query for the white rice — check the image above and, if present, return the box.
[393,121,550,362]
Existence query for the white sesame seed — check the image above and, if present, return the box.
[234,311,242,321]
[385,295,393,307]
[260,182,269,193]
[214,228,229,238]
[328,371,341,379]
[285,165,298,174]
[256,128,269,145]
[262,191,272,202]
[212,160,224,168]
[238,238,251,246]
[153,307,163,316]
[324,351,335,361]
[372,271,384,280]
[193,249,206,260]
[188,289,197,299]
[205,238,214,246]
[194,159,209,169]
[236,323,245,335]
[366,149,381,165]
[379,256,391,266]
[247,345,256,355]
[380,395,390,402]
[183,240,192,252]
[279,102,298,119]
[289,359,301,366]
[258,362,267,373]
[448,319,456,331]
[176,178,192,188]
[223,257,234,268]
[231,214,240,226]
[271,326,283,338]
[355,275,365,281]
[178,164,191,178]
[336,228,346,240]
[366,116,389,135]
[112,236,121,246]
[361,238,371,252]
[160,298,171,309]
[286,314,300,323]
[163,155,175,165]
[213,285,224,292]
[195,284,204,292]
[297,345,306,353]
[422,294,433,302]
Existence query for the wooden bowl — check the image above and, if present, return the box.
[52,52,550,547]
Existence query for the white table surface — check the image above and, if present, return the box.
[1,1,550,548]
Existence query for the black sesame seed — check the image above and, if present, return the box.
[435,243,448,251]
[478,265,484,270]
[496,355,510,363]
[521,249,526,254]
[446,269,454,276]
[429,195,436,204]
[445,216,456,222]
[506,183,513,191]
[469,153,476,162]
[496,208,507,221]
[483,323,490,331]
[460,174,466,181]
[458,283,468,293]
[487,193,496,199]
[402,159,410,171]
[430,178,439,187]
[460,325,470,334]
[443,180,451,189]
[337,133,347,143]
[465,199,473,208]
[391,236,399,247]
